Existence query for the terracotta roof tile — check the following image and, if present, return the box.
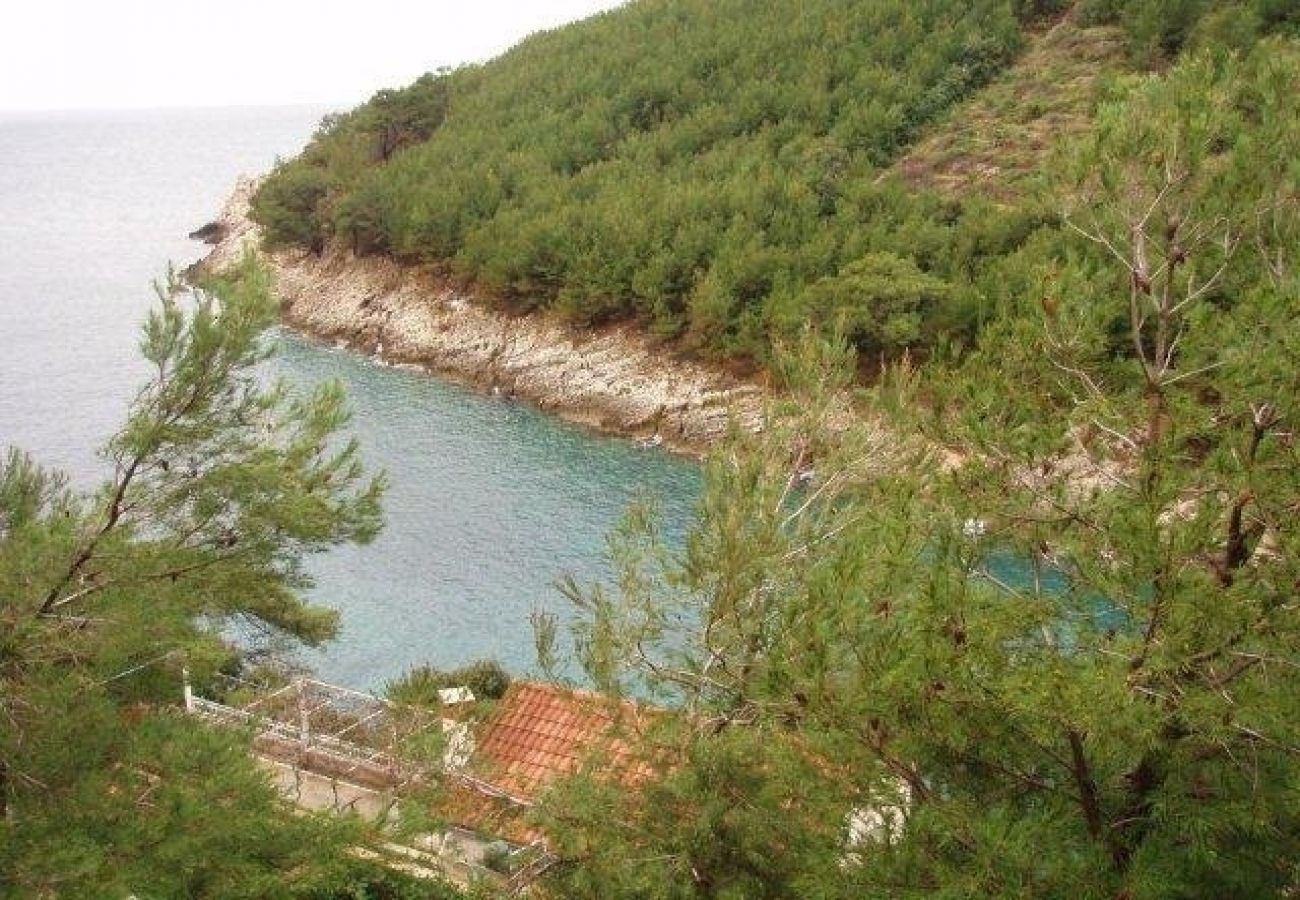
[471,681,653,802]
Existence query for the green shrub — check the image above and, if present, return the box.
[385,658,512,707]
[251,164,332,252]
[1012,0,1072,21]
[480,841,514,874]
[800,252,954,359]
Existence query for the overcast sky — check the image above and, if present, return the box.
[0,0,627,112]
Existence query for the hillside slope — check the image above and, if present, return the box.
[252,0,1036,366]
[248,0,1296,372]
[893,15,1127,199]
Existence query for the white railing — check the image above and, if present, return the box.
[188,694,406,780]
[186,680,558,892]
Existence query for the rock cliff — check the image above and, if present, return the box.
[195,178,765,456]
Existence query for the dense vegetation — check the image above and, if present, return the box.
[535,40,1300,898]
[386,658,512,704]
[253,0,1037,365]
[252,0,1296,370]
[0,263,466,899]
[8,1,1299,895]
[1081,0,1300,58]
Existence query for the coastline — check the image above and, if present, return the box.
[192,177,765,458]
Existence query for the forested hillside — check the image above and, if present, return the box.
[252,0,1033,365]
[252,0,1297,370]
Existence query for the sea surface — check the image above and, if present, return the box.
[0,106,701,690]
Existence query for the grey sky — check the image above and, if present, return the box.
[0,0,626,112]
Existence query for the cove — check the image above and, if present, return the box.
[274,333,702,691]
[0,107,701,694]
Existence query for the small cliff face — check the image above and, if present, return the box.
[196,179,765,455]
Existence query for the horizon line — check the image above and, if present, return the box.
[0,98,358,117]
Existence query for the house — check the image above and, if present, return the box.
[438,681,657,852]
[469,681,655,800]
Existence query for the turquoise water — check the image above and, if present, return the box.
[0,107,701,691]
[279,336,700,688]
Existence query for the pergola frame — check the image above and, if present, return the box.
[187,673,419,787]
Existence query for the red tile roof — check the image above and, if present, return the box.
[471,681,654,803]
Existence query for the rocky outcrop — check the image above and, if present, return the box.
[188,220,228,245]
[193,178,765,456]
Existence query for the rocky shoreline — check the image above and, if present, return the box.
[193,177,765,457]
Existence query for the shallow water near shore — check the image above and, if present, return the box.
[0,106,701,691]
[278,334,701,687]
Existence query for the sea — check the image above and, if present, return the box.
[0,106,701,690]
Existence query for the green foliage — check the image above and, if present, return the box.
[385,658,512,705]
[797,252,955,358]
[0,714,401,899]
[362,73,452,163]
[335,175,397,256]
[479,841,513,875]
[253,163,333,252]
[1012,0,1074,20]
[249,0,1290,372]
[543,726,849,899]
[536,42,1300,899]
[298,859,471,900]
[0,258,400,897]
[1079,0,1299,58]
[252,0,1034,365]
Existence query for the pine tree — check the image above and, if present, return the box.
[0,257,412,897]
[534,43,1300,899]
